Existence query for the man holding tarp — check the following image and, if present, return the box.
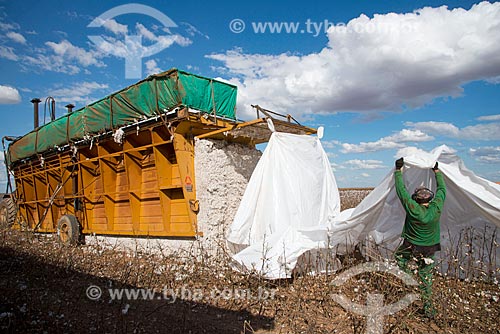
[394,157,446,318]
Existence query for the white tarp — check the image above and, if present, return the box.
[226,130,341,278]
[228,140,500,279]
[328,145,500,258]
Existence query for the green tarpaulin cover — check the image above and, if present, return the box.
[8,69,237,165]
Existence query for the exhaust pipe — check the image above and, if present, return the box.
[44,97,56,122]
[50,97,55,121]
[31,98,41,129]
[65,103,75,114]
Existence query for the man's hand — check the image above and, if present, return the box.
[395,158,404,170]
[432,162,439,172]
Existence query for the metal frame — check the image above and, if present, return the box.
[10,108,316,238]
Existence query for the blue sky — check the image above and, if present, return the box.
[0,0,499,188]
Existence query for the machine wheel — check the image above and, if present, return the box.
[0,198,16,229]
[57,214,81,246]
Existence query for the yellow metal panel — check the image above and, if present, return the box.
[11,111,316,239]
[172,133,197,235]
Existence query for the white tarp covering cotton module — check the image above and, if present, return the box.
[227,128,341,279]
[228,140,500,279]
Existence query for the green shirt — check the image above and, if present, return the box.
[394,170,446,246]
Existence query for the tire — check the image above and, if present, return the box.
[0,198,16,229]
[57,214,80,246]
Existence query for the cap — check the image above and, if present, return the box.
[411,187,434,204]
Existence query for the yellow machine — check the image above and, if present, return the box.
[1,69,314,244]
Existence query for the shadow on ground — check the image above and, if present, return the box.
[0,246,273,333]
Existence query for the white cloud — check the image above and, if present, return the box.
[180,22,210,39]
[407,121,500,140]
[87,36,128,59]
[341,129,433,153]
[321,140,340,149]
[208,2,500,120]
[343,159,385,169]
[99,18,128,35]
[477,114,500,122]
[404,121,459,137]
[54,30,68,38]
[186,64,200,72]
[385,129,433,142]
[45,40,104,67]
[145,59,161,75]
[0,85,21,104]
[333,116,499,160]
[136,23,192,47]
[330,162,339,172]
[394,146,429,159]
[136,23,157,42]
[0,46,19,61]
[461,123,500,140]
[91,26,191,62]
[361,172,370,178]
[341,140,401,153]
[0,21,20,31]
[21,40,105,74]
[487,76,500,84]
[4,21,189,76]
[6,31,26,44]
[469,146,500,163]
[23,54,80,75]
[326,151,338,159]
[49,82,109,105]
[343,117,500,156]
[165,35,191,47]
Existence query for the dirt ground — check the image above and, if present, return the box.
[0,189,499,333]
